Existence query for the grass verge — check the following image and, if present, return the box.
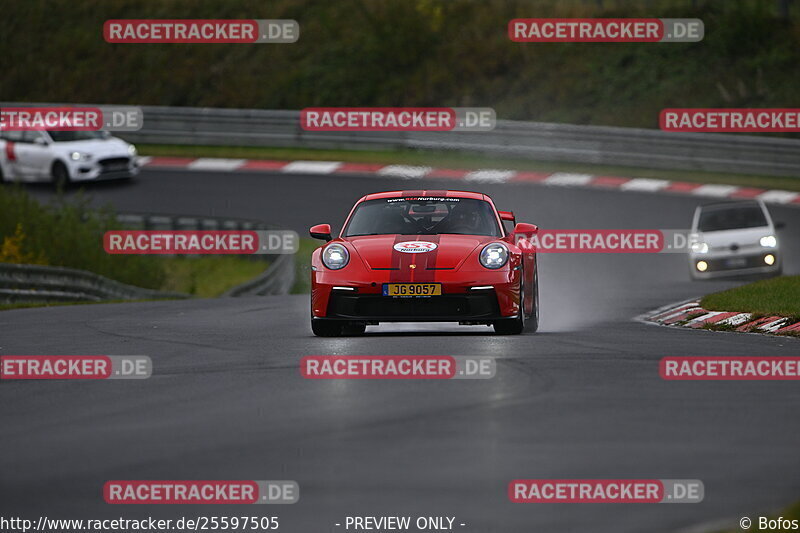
[160,256,269,298]
[700,275,800,318]
[0,184,270,306]
[140,144,800,193]
[291,237,320,294]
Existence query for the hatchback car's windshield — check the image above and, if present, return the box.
[698,205,768,232]
[345,197,501,237]
[47,131,106,142]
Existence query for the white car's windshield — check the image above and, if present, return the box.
[47,131,106,142]
[345,197,501,237]
[698,205,768,232]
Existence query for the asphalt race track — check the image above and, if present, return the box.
[3,168,800,532]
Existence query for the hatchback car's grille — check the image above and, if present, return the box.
[705,254,772,271]
[99,157,131,172]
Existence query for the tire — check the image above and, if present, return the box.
[493,273,525,335]
[51,161,70,189]
[311,319,343,337]
[527,268,539,333]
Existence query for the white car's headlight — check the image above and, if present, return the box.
[322,243,349,270]
[128,144,137,156]
[760,235,777,248]
[479,242,509,269]
[691,241,709,254]
[70,151,91,162]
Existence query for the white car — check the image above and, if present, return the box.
[689,199,783,279]
[0,130,139,186]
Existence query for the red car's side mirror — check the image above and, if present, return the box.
[499,211,516,224]
[310,224,332,242]
[513,222,538,237]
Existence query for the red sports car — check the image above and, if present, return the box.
[309,190,539,336]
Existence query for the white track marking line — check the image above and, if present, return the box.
[686,311,725,326]
[620,178,671,191]
[691,184,740,197]
[718,313,753,326]
[544,173,595,186]
[758,190,800,204]
[464,169,516,183]
[377,165,433,179]
[281,161,343,174]
[187,158,247,171]
[758,318,789,332]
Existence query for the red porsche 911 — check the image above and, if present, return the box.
[309,190,539,336]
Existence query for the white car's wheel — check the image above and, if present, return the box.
[51,161,71,188]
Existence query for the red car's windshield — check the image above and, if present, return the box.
[344,197,501,237]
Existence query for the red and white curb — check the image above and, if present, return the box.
[637,298,800,336]
[137,156,800,208]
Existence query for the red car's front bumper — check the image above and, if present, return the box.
[311,268,522,323]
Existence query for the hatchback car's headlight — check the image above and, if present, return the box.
[70,151,91,162]
[479,242,508,269]
[322,243,349,270]
[760,235,777,248]
[691,241,709,254]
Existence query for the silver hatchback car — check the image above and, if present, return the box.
[688,200,784,279]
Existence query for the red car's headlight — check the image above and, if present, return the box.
[479,242,508,269]
[322,243,349,270]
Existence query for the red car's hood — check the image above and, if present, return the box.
[346,234,496,269]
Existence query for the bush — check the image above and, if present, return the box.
[0,185,165,288]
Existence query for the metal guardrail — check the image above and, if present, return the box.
[116,212,296,296]
[0,213,296,304]
[0,262,189,304]
[4,102,800,177]
[114,105,800,178]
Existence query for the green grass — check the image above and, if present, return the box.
[140,144,800,192]
[160,256,268,298]
[0,184,270,302]
[712,501,800,532]
[701,275,800,318]
[291,237,321,294]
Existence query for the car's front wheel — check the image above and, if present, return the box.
[527,268,539,333]
[51,161,71,189]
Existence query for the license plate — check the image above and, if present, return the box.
[725,257,747,268]
[382,283,442,297]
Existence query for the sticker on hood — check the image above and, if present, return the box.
[394,241,438,253]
